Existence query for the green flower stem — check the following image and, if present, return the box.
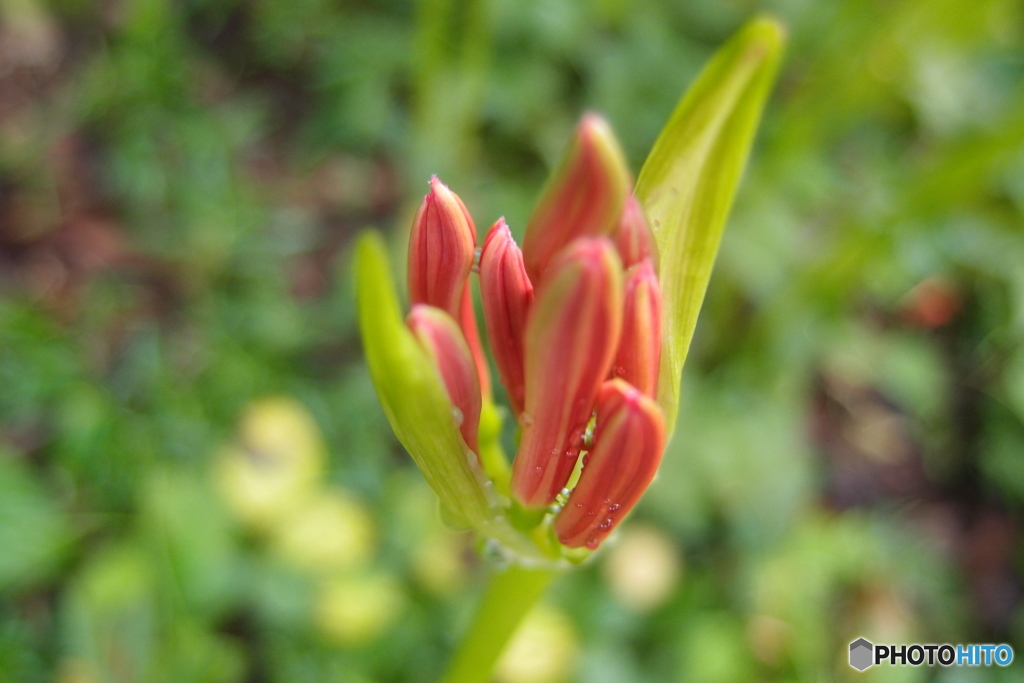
[440,564,560,683]
[477,401,511,497]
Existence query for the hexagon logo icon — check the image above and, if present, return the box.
[849,638,874,671]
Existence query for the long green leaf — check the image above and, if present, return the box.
[355,232,492,527]
[636,16,786,433]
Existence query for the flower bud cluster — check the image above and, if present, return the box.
[403,115,666,550]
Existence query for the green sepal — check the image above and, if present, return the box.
[635,16,786,435]
[355,232,492,528]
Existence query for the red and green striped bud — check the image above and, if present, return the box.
[521,114,632,284]
[407,175,490,397]
[612,260,662,397]
[408,175,476,316]
[479,218,534,416]
[407,304,482,455]
[358,17,786,558]
[511,238,624,508]
[612,195,658,271]
[554,379,666,549]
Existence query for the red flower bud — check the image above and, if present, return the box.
[511,238,623,508]
[479,218,534,416]
[407,176,490,397]
[521,114,631,284]
[407,305,481,454]
[457,282,492,399]
[612,195,658,271]
[611,260,662,397]
[554,379,666,549]
[408,176,476,317]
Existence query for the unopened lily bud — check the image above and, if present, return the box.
[554,380,666,549]
[479,218,534,415]
[457,282,492,399]
[612,260,662,397]
[408,176,476,317]
[511,238,623,508]
[522,114,631,284]
[407,305,481,454]
[613,196,658,271]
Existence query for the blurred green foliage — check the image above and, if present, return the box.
[0,0,1022,681]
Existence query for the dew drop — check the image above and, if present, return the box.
[471,247,482,272]
[613,365,626,377]
[534,465,543,473]
[585,537,600,550]
[551,448,561,456]
[521,412,534,426]
[574,502,583,509]
[451,407,464,427]
[607,503,620,512]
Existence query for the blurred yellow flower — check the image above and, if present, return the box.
[215,397,326,529]
[602,523,682,612]
[315,574,404,646]
[271,490,375,574]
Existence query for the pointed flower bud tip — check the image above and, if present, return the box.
[511,237,624,508]
[522,114,632,284]
[479,218,534,415]
[408,176,477,317]
[612,260,662,397]
[613,195,658,271]
[407,304,482,454]
[554,379,666,549]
